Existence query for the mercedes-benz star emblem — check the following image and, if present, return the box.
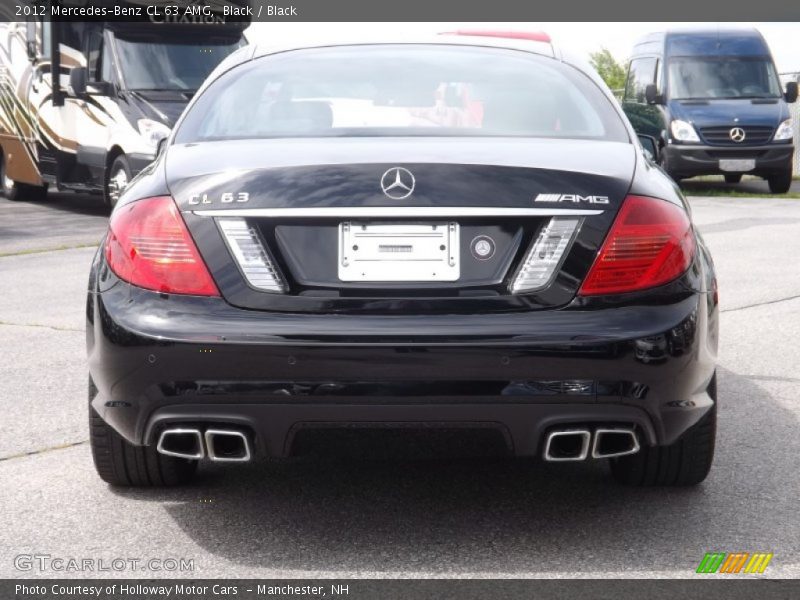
[380,167,415,199]
[729,127,746,143]
[471,235,496,260]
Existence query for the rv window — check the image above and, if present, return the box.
[101,43,114,84]
[25,22,36,59]
[24,21,52,59]
[87,31,103,82]
[42,22,51,58]
[625,57,657,103]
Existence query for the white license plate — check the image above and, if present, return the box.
[719,159,755,172]
[338,222,460,282]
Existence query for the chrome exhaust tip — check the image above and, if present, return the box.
[543,429,591,462]
[204,429,252,462]
[591,428,640,459]
[156,428,204,460]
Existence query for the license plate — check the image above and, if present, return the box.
[719,159,755,172]
[338,222,460,282]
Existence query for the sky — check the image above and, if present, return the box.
[247,22,800,74]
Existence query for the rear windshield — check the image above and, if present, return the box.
[175,45,629,143]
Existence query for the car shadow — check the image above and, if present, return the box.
[41,192,110,218]
[110,366,800,575]
[0,192,109,254]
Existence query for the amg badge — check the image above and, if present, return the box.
[535,193,610,205]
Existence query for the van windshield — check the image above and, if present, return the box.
[115,36,243,92]
[668,57,782,100]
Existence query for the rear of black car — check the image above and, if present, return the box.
[86,42,719,487]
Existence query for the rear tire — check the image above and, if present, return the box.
[610,374,716,487]
[724,174,742,184]
[88,377,197,486]
[0,152,47,201]
[767,171,792,194]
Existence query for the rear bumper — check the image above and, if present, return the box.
[664,142,793,177]
[87,269,718,458]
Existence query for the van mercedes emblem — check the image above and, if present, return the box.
[380,167,415,199]
[729,127,746,143]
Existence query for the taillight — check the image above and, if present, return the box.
[579,195,695,296]
[510,217,582,294]
[104,196,219,296]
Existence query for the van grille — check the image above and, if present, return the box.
[699,126,774,146]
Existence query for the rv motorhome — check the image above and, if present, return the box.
[0,15,247,204]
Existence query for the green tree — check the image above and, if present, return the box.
[589,48,627,95]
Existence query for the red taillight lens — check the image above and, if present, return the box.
[579,195,696,296]
[104,196,219,296]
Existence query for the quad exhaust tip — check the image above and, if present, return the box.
[156,428,204,460]
[156,427,253,462]
[591,428,640,459]
[204,429,252,462]
[543,427,640,462]
[543,429,591,462]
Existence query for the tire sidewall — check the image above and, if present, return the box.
[0,153,18,200]
[105,155,132,208]
[768,171,792,194]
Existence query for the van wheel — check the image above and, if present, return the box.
[88,376,197,486]
[767,171,792,194]
[658,153,682,183]
[105,154,132,207]
[0,153,47,201]
[724,174,742,184]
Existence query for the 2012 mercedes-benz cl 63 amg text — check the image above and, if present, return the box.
[87,33,719,487]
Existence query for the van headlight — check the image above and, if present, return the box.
[137,119,172,151]
[670,120,700,143]
[774,119,794,141]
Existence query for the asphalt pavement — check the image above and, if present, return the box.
[1,190,799,579]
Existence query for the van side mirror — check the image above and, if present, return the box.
[645,83,663,105]
[68,67,113,98]
[785,82,798,104]
[638,134,660,162]
[68,67,87,98]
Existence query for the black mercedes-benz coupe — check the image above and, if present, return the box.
[86,32,719,487]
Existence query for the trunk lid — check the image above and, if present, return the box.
[169,138,635,313]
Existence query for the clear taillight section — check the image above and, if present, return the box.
[217,218,287,293]
[579,195,696,296]
[509,217,582,294]
[105,196,219,296]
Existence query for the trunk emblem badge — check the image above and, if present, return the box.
[380,167,415,199]
[471,235,496,260]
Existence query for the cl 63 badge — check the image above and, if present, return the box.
[187,192,250,205]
